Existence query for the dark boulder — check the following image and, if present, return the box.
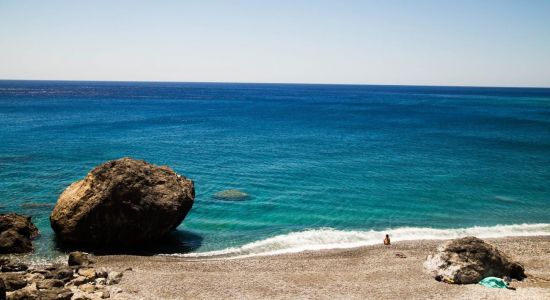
[68,252,94,267]
[0,273,26,291]
[0,278,5,300]
[48,266,74,283]
[1,262,28,273]
[0,214,39,254]
[50,158,195,247]
[424,236,526,284]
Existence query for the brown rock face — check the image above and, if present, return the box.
[0,213,39,254]
[424,236,525,284]
[50,158,195,247]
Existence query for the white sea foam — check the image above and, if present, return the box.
[173,223,550,259]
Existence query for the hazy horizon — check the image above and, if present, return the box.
[2,78,550,89]
[1,0,550,87]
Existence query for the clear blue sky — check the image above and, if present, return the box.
[1,0,549,87]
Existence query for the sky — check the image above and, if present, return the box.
[1,0,549,87]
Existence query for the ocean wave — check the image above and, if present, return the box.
[173,223,550,259]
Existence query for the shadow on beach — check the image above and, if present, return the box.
[53,229,203,256]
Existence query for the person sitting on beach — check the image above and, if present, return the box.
[383,234,391,245]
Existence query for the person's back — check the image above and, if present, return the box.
[383,234,390,245]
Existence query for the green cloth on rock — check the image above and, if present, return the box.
[479,277,508,289]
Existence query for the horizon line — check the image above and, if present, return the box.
[1,78,550,90]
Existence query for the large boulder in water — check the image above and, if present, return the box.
[424,236,525,284]
[0,213,39,254]
[50,158,194,247]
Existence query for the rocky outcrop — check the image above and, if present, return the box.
[50,157,195,247]
[213,189,249,201]
[424,236,526,284]
[1,255,126,299]
[0,214,39,254]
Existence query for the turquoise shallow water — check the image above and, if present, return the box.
[0,81,549,258]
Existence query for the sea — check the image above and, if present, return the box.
[1,80,549,259]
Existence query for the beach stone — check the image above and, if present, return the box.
[71,291,91,300]
[213,189,249,201]
[0,259,9,267]
[71,276,89,286]
[0,273,26,291]
[36,287,73,300]
[424,236,526,284]
[78,283,96,293]
[1,262,28,273]
[77,268,96,280]
[106,272,122,285]
[0,214,39,254]
[50,266,74,282]
[68,252,94,267]
[100,290,110,299]
[7,289,37,300]
[36,279,64,290]
[50,158,195,247]
[95,268,108,279]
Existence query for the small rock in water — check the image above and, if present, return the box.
[213,189,249,201]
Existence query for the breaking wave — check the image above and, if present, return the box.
[174,223,550,259]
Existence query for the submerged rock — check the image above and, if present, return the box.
[213,189,249,201]
[50,157,195,247]
[0,213,39,254]
[20,202,54,210]
[424,236,525,284]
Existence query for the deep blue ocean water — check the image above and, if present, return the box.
[1,80,549,258]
